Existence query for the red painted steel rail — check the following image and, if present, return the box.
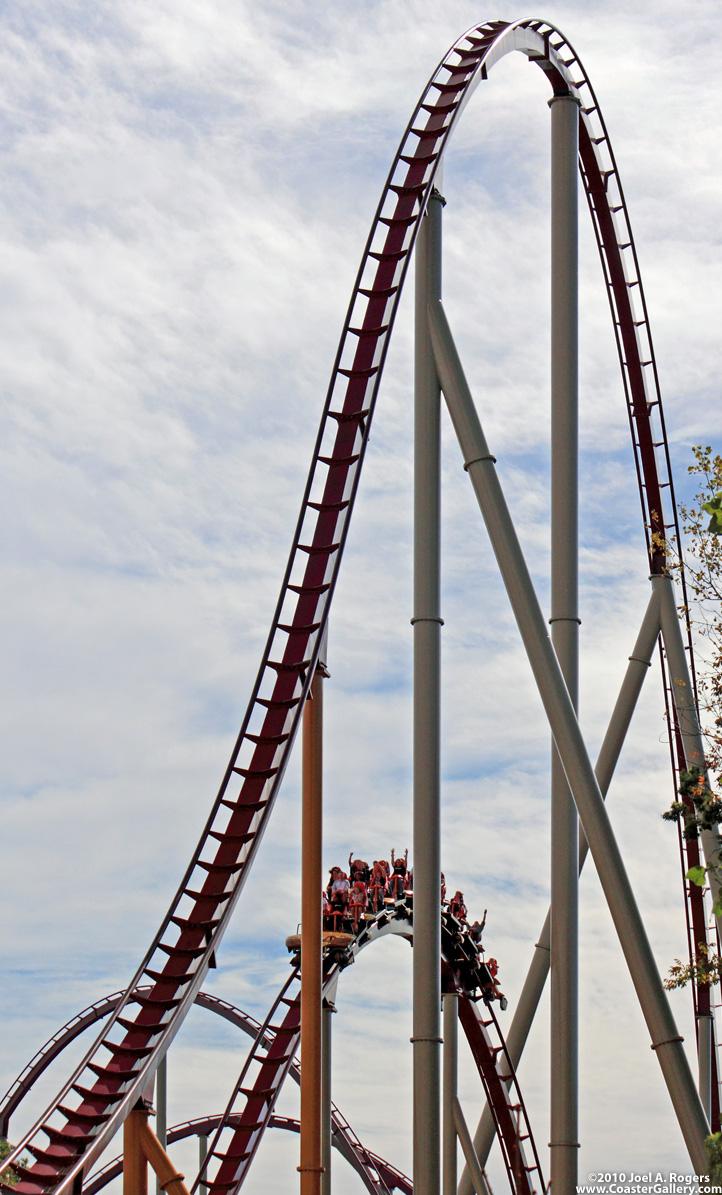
[1,17,701,1195]
[0,991,259,1142]
[441,914,544,1195]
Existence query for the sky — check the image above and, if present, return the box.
[1,1,722,1192]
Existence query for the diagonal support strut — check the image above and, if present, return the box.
[426,295,709,1173]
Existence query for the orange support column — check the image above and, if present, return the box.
[299,653,327,1195]
[124,1102,191,1195]
[123,1108,149,1195]
[138,1118,189,1195]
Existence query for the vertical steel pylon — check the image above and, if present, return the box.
[549,93,580,1195]
[413,188,444,1195]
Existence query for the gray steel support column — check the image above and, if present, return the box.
[549,92,580,1195]
[459,588,662,1195]
[699,1015,713,1125]
[591,587,661,798]
[198,1136,208,1191]
[427,297,709,1172]
[452,1098,490,1195]
[413,188,444,1195]
[656,571,722,1121]
[321,1000,334,1195]
[442,995,458,1195]
[155,1054,167,1195]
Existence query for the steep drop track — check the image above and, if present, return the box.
[1,17,699,1195]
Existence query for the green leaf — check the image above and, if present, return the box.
[686,865,707,887]
[703,494,722,534]
[713,897,722,919]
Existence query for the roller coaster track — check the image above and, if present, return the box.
[82,1114,413,1195]
[1,15,707,1194]
[1,990,411,1195]
[0,991,279,1140]
[2,902,540,1194]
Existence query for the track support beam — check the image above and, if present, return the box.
[321,999,334,1195]
[453,1097,489,1195]
[124,1108,189,1195]
[413,188,444,1195]
[428,296,710,1174]
[124,1110,149,1195]
[155,1056,167,1195]
[197,1137,208,1192]
[300,642,328,1195]
[549,91,580,1195]
[442,994,458,1195]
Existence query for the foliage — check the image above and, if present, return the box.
[661,766,722,840]
[706,1132,722,1186]
[664,942,722,990]
[0,1138,27,1187]
[675,445,722,785]
[660,448,722,991]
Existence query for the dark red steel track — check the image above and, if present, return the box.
[1,16,705,1195]
[1,988,412,1195]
